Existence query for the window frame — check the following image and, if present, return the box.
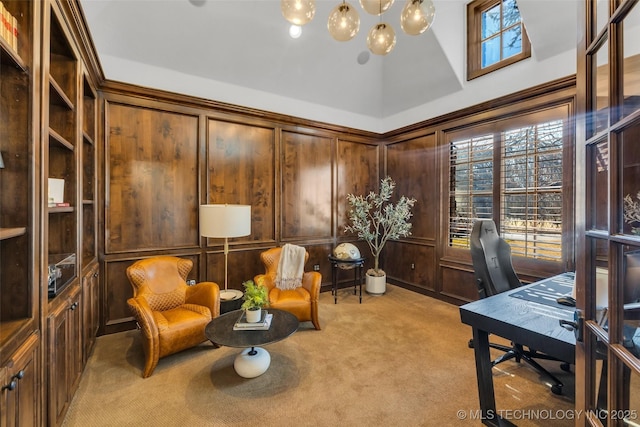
[467,0,532,81]
[445,104,573,276]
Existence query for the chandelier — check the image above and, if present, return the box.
[280,0,436,56]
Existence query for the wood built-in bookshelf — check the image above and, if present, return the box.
[46,5,78,299]
[82,74,96,267]
[0,0,33,344]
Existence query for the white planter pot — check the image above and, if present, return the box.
[365,273,386,295]
[245,307,262,323]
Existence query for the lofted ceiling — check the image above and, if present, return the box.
[79,0,580,133]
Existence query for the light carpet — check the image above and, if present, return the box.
[62,284,575,426]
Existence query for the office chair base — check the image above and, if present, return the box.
[468,339,567,395]
[492,345,565,395]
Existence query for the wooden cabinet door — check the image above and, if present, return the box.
[47,285,81,427]
[68,289,83,394]
[0,332,40,427]
[82,263,99,363]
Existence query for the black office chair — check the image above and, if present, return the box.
[469,219,568,395]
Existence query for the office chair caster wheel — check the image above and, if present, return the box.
[551,384,563,395]
[560,362,571,372]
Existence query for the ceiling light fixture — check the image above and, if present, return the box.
[281,0,436,56]
[281,0,316,26]
[327,1,360,42]
[289,24,303,38]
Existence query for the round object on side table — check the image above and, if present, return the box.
[219,289,244,314]
[333,243,361,269]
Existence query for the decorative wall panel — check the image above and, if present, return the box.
[106,103,199,253]
[336,140,380,238]
[207,119,275,243]
[281,131,333,240]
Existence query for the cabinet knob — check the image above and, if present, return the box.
[1,379,17,391]
[70,302,79,310]
[1,371,22,391]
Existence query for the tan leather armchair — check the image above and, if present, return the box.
[126,256,220,378]
[254,247,321,330]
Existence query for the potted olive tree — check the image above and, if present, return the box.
[241,280,269,322]
[345,176,416,295]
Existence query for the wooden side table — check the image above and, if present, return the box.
[328,255,365,304]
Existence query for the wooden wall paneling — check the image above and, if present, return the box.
[303,242,334,287]
[335,139,380,239]
[103,253,202,333]
[385,133,437,240]
[205,248,266,292]
[206,119,276,244]
[105,103,200,253]
[281,131,333,240]
[440,264,477,302]
[384,240,436,291]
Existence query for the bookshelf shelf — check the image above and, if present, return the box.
[0,227,27,240]
[0,36,26,71]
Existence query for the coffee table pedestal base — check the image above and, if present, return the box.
[234,347,271,378]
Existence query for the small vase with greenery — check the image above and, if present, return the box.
[241,280,269,322]
[345,176,416,283]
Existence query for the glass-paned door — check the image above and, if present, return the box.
[580,1,640,426]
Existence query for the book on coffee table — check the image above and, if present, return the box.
[233,310,273,331]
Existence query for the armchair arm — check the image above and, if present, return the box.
[302,271,322,300]
[127,297,159,340]
[185,281,220,318]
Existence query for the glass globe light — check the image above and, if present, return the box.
[281,0,316,26]
[359,0,394,15]
[400,0,435,35]
[367,22,396,55]
[328,2,360,41]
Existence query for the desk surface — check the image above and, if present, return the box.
[459,273,576,364]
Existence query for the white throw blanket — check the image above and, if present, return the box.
[275,244,306,290]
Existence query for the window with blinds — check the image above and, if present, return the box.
[448,119,564,262]
[449,134,494,248]
[501,120,563,260]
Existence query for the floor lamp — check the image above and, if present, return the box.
[199,204,252,301]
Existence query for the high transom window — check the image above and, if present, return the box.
[467,0,531,80]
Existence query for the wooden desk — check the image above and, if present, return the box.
[459,273,576,427]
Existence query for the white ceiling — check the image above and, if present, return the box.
[79,0,580,133]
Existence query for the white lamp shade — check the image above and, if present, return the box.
[199,204,251,238]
